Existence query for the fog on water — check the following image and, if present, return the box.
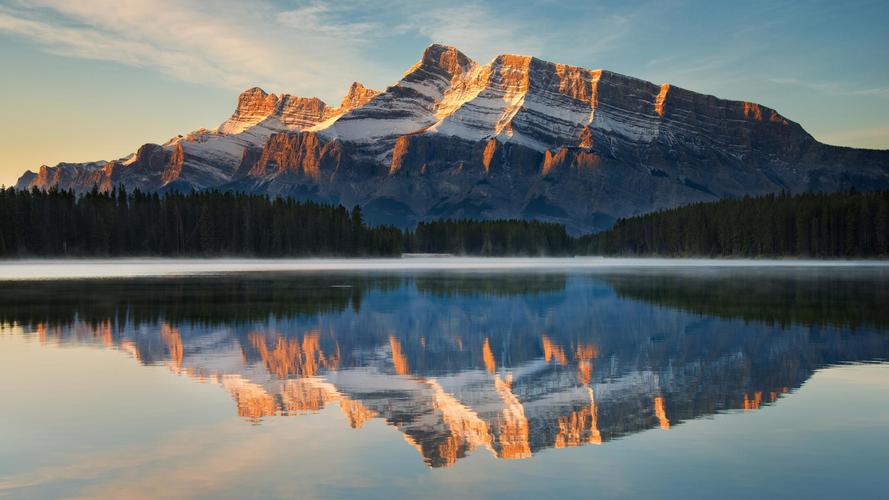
[1,257,888,280]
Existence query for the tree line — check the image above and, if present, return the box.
[405,219,574,256]
[0,187,402,257]
[579,190,889,257]
[0,188,572,257]
[2,187,888,258]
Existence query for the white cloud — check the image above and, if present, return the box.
[276,2,381,39]
[0,0,640,100]
[0,0,381,101]
[0,9,249,89]
[0,0,568,99]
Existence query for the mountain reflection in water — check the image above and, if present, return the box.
[3,268,888,468]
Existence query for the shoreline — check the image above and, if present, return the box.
[2,256,889,281]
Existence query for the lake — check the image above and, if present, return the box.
[1,258,888,499]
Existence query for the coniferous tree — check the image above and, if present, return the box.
[0,188,404,257]
[579,190,889,258]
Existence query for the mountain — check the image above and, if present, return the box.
[15,44,889,233]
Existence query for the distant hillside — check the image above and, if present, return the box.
[579,190,889,257]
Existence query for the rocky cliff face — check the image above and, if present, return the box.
[15,44,889,233]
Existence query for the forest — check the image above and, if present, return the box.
[405,219,573,256]
[580,190,889,257]
[2,188,887,258]
[0,187,402,257]
[0,188,570,257]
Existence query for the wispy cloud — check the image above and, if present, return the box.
[0,0,382,100]
[769,77,889,97]
[0,0,557,99]
[405,2,543,62]
[2,0,884,110]
[0,8,257,90]
[276,2,382,40]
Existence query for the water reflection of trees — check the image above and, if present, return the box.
[0,275,377,328]
[0,273,568,329]
[601,268,889,329]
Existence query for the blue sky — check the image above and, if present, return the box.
[0,0,887,185]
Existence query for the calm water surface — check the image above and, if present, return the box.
[1,259,888,499]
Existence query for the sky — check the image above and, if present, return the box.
[0,0,887,186]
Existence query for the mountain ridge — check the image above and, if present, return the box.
[15,43,889,233]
